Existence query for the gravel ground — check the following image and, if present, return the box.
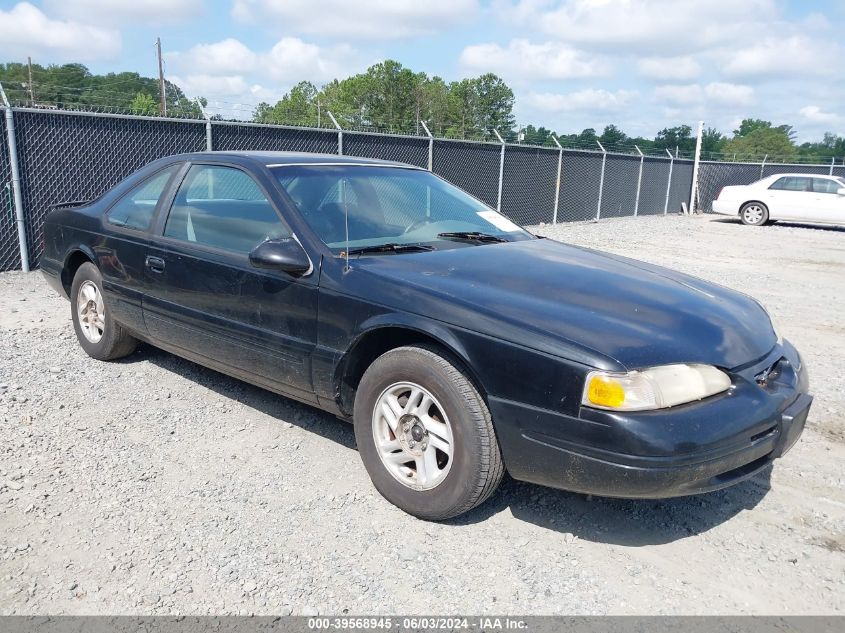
[1,214,843,615]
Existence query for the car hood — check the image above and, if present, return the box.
[347,238,775,371]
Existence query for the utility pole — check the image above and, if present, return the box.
[156,37,166,116]
[27,56,34,105]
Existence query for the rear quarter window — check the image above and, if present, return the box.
[768,177,811,192]
[107,165,178,230]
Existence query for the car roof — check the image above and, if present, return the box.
[171,151,417,169]
[765,173,841,179]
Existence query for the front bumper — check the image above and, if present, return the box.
[490,341,811,498]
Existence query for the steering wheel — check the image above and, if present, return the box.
[403,217,434,235]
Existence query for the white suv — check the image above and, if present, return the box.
[712,173,845,226]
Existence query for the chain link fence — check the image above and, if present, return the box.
[343,131,429,169]
[431,139,502,209]
[696,160,845,212]
[11,109,207,269]
[212,121,338,154]
[1,114,21,272]
[12,105,824,274]
[501,145,559,225]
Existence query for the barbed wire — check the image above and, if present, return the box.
[1,94,841,166]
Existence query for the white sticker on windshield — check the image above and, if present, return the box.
[477,210,521,233]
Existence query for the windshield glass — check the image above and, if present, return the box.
[272,165,534,252]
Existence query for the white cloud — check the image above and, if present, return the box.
[799,105,842,126]
[168,74,253,98]
[723,36,843,77]
[264,38,357,83]
[654,82,753,106]
[460,39,607,81]
[638,56,701,81]
[497,0,774,54]
[704,82,753,105]
[523,89,638,113]
[0,2,120,61]
[45,0,201,24]
[169,39,258,76]
[231,0,479,38]
[653,84,701,106]
[169,73,276,119]
[167,37,366,118]
[169,37,361,90]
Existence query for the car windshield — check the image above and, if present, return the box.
[272,165,534,253]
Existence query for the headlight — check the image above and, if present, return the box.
[582,364,732,411]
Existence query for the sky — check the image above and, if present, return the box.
[0,0,843,142]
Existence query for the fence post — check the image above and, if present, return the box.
[595,140,607,220]
[196,99,212,151]
[493,129,505,212]
[759,154,767,180]
[688,120,704,214]
[0,83,29,272]
[831,156,836,176]
[551,134,562,224]
[633,145,644,217]
[327,111,343,155]
[663,148,674,215]
[420,120,434,171]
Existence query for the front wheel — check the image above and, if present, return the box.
[353,345,504,520]
[740,202,769,226]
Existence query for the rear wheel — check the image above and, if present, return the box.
[70,262,137,361]
[353,345,504,520]
[740,202,769,226]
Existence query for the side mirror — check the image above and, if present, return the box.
[837,188,845,196]
[249,237,311,276]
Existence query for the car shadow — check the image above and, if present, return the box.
[119,343,357,450]
[118,343,772,546]
[709,217,845,233]
[448,469,772,546]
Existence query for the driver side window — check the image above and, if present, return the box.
[164,164,290,253]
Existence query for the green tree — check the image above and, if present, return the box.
[599,124,628,149]
[724,126,796,158]
[254,81,319,125]
[0,62,203,117]
[654,125,695,154]
[701,126,726,155]
[471,73,515,135]
[129,92,157,115]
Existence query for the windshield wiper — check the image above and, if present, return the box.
[345,243,436,256]
[437,231,507,244]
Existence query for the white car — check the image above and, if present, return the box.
[712,173,845,226]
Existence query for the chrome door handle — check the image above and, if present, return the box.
[145,255,165,273]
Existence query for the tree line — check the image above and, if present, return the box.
[1,60,842,161]
[0,61,202,118]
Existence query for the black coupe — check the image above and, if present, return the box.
[40,152,812,520]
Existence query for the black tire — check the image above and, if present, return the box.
[739,201,769,226]
[353,345,504,520]
[70,262,137,361]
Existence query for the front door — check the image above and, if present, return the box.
[809,178,845,224]
[142,162,319,402]
[765,176,812,220]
